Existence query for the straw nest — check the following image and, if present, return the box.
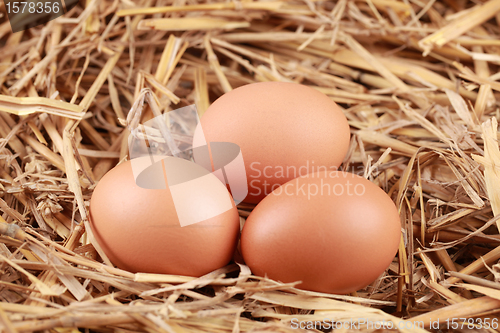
[1,0,500,332]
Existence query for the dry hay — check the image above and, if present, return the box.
[1,0,500,332]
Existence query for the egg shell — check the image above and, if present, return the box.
[240,171,401,294]
[194,82,350,204]
[89,158,240,277]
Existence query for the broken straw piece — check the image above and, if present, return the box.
[126,88,181,157]
[471,117,500,233]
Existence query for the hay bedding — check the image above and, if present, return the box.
[0,0,500,331]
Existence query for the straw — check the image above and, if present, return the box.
[1,0,500,332]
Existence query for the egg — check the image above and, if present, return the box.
[240,171,401,294]
[194,82,350,204]
[89,157,240,276]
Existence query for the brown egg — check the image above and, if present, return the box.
[194,82,350,204]
[89,158,240,276]
[240,171,401,294]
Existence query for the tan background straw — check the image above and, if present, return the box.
[1,0,500,331]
